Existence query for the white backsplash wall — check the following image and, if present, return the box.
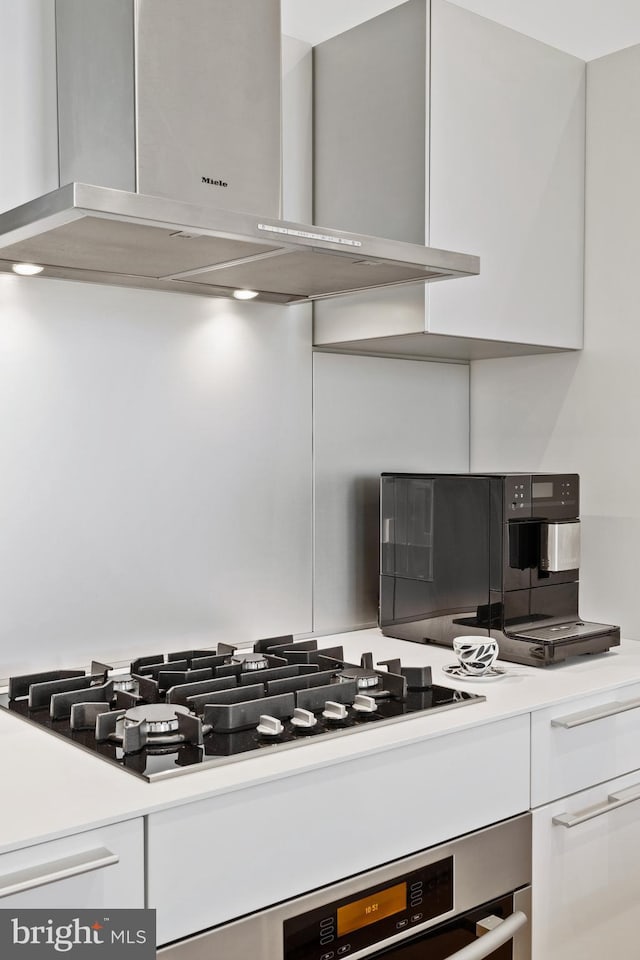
[0,276,313,675]
[0,5,474,673]
[313,353,470,633]
[470,41,640,640]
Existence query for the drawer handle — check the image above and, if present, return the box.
[0,847,119,898]
[550,696,640,729]
[553,781,640,828]
[441,911,528,960]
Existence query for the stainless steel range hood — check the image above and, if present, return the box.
[0,0,478,304]
[0,183,479,304]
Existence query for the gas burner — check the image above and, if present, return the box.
[111,674,138,695]
[103,703,208,754]
[123,703,191,735]
[338,666,380,689]
[90,661,138,694]
[230,653,269,671]
[1,635,485,781]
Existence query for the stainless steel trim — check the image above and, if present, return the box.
[540,520,580,572]
[476,914,504,935]
[0,183,479,305]
[157,815,531,958]
[550,697,640,729]
[163,247,289,281]
[56,0,136,192]
[1,677,485,782]
[258,223,362,247]
[553,781,640,828]
[2,2,479,305]
[512,887,532,960]
[443,911,528,960]
[134,0,281,216]
[0,847,119,898]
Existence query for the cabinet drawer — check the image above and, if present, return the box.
[0,819,144,910]
[532,768,640,960]
[148,715,530,945]
[531,682,640,806]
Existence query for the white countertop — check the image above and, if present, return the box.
[2,629,640,855]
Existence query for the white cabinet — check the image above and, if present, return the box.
[530,683,640,806]
[531,769,640,960]
[427,0,584,350]
[0,819,144,910]
[147,715,530,945]
[530,685,640,959]
[313,0,585,360]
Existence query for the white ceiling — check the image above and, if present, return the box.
[281,0,640,62]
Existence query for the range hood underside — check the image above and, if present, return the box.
[0,184,479,304]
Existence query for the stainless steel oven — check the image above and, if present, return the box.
[157,814,531,960]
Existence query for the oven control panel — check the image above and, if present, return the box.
[283,856,453,960]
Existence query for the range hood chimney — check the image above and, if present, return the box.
[0,0,479,304]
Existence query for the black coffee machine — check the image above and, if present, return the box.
[379,473,620,667]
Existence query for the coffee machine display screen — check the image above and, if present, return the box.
[532,481,554,499]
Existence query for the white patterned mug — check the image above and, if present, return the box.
[452,637,499,676]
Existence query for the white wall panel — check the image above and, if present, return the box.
[282,0,408,46]
[313,353,469,633]
[470,42,640,640]
[0,277,312,676]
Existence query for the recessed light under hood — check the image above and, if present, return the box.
[0,0,479,304]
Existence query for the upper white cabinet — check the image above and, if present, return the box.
[313,0,585,359]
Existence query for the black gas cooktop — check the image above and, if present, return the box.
[0,636,483,781]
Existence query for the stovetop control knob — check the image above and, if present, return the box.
[352,694,377,714]
[323,701,349,722]
[256,714,284,737]
[291,707,317,729]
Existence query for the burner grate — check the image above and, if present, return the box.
[0,636,484,781]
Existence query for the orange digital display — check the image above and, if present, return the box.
[337,883,407,937]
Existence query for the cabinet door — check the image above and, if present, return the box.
[313,0,427,244]
[0,819,144,910]
[148,716,530,944]
[313,0,585,359]
[428,0,585,349]
[530,682,640,806]
[532,769,640,959]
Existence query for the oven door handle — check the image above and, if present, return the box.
[440,910,528,960]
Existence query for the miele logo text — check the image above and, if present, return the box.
[1,909,156,958]
[201,176,228,187]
